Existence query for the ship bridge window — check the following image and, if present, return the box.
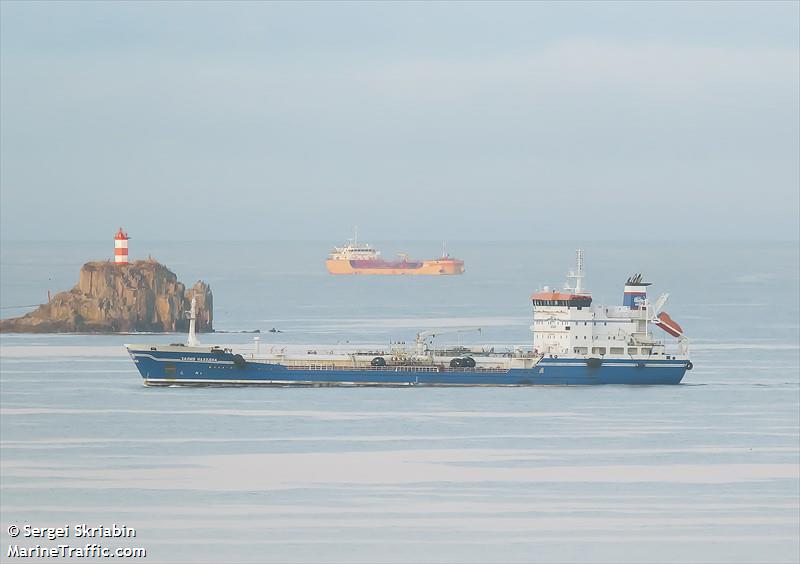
[628,347,638,355]
[533,297,593,308]
[610,347,624,355]
[591,347,606,355]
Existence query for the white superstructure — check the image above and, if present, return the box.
[530,250,688,360]
[328,242,381,261]
[328,227,381,261]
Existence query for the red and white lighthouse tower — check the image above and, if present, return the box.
[114,227,129,264]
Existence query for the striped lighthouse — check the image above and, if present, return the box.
[114,227,129,264]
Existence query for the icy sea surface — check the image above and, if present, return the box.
[1,240,798,563]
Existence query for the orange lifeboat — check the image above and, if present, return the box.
[654,312,683,338]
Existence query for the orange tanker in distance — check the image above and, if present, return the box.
[325,233,465,276]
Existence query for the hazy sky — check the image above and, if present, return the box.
[1,1,798,241]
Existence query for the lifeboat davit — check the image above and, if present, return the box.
[654,311,683,338]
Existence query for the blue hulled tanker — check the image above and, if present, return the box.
[127,251,692,386]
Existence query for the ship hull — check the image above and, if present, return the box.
[326,259,464,275]
[128,348,688,386]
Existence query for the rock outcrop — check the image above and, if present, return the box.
[0,260,212,333]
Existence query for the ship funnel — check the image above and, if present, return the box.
[623,273,651,309]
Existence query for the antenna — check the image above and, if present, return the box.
[354,225,358,247]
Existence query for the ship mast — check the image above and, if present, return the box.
[186,296,200,347]
[565,249,588,295]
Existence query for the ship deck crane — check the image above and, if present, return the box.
[415,326,482,355]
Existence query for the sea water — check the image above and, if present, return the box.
[1,240,798,563]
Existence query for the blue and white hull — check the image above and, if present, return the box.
[127,347,689,386]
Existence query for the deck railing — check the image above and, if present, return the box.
[282,364,508,373]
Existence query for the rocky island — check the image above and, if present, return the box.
[0,259,212,333]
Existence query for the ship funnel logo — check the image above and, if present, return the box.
[623,273,651,309]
